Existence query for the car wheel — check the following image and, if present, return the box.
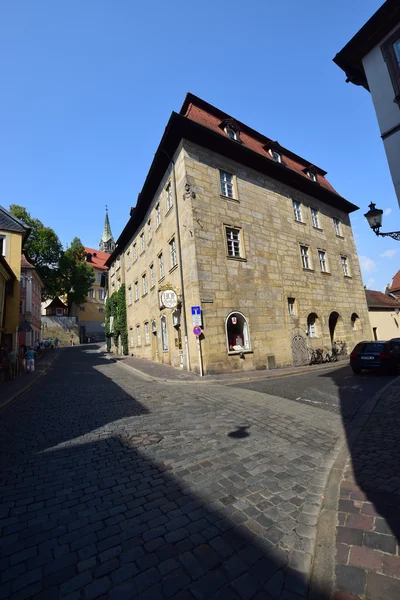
[352,368,361,374]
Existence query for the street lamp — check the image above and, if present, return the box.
[364,203,400,240]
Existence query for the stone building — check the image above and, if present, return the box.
[105,94,369,374]
[19,253,43,346]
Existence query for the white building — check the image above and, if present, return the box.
[334,0,400,206]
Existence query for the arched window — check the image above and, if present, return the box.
[351,313,360,331]
[307,313,318,338]
[226,312,250,353]
[161,315,168,351]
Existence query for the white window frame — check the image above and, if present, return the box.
[128,286,132,305]
[300,245,311,270]
[98,289,104,300]
[133,243,138,262]
[341,255,350,277]
[89,289,95,299]
[158,252,164,280]
[0,235,6,257]
[126,251,131,269]
[161,315,168,351]
[269,149,282,163]
[134,281,139,301]
[225,126,238,141]
[148,220,152,242]
[142,273,147,296]
[333,218,341,236]
[225,227,242,258]
[288,298,296,316]
[311,208,320,228]
[318,250,328,273]
[220,170,234,199]
[140,233,145,253]
[166,183,173,212]
[225,311,251,354]
[144,321,150,345]
[136,324,141,346]
[307,314,317,338]
[307,170,317,182]
[293,200,302,222]
[150,263,155,288]
[156,203,161,228]
[169,237,177,268]
[129,328,134,347]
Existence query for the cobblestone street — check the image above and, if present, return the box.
[0,346,345,599]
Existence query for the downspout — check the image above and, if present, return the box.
[161,148,191,372]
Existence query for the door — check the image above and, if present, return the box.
[291,334,308,366]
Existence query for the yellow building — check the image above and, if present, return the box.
[0,206,30,349]
[365,289,400,341]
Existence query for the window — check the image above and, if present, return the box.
[142,274,147,295]
[307,313,318,338]
[351,313,360,331]
[0,235,6,256]
[56,308,63,316]
[381,29,400,105]
[293,200,302,222]
[117,279,121,290]
[99,308,104,313]
[98,273,102,284]
[156,203,161,228]
[134,281,139,301]
[311,208,320,228]
[20,274,25,288]
[89,289,94,299]
[144,322,150,345]
[220,171,234,199]
[161,315,168,351]
[158,253,164,280]
[133,243,138,262]
[126,251,131,269]
[300,246,311,270]
[318,250,328,273]
[341,255,350,277]
[166,183,173,212]
[130,328,134,347]
[136,324,141,346]
[373,327,378,341]
[128,286,132,305]
[150,263,155,288]
[79,306,85,312]
[333,218,341,236]
[19,300,23,314]
[226,227,242,258]
[226,312,251,352]
[140,233,145,253]
[288,298,296,316]
[98,289,104,300]
[148,220,152,242]
[307,170,317,182]
[269,149,282,163]
[169,237,177,268]
[225,126,238,141]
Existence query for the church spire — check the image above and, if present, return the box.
[99,206,115,254]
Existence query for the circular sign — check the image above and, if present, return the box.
[193,326,202,336]
[161,290,178,309]
[231,316,237,325]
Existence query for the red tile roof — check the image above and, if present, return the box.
[180,94,339,196]
[84,247,109,271]
[389,269,400,293]
[21,254,35,269]
[366,289,400,309]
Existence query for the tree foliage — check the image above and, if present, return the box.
[9,205,63,300]
[58,237,95,315]
[105,284,128,355]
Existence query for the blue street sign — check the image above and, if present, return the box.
[191,306,201,315]
[193,326,202,336]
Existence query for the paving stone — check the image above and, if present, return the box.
[366,571,400,600]
[335,565,366,597]
[363,531,397,554]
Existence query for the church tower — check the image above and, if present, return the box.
[99,207,115,254]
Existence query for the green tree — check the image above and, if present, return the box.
[58,237,95,315]
[9,204,63,299]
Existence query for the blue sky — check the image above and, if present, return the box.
[0,0,398,291]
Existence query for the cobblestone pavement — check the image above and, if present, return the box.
[230,366,395,422]
[333,379,400,600]
[0,346,344,599]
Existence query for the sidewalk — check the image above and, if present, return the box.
[0,348,58,411]
[322,378,400,600]
[114,352,347,383]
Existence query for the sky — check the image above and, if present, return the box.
[0,0,398,292]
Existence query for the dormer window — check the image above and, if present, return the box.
[225,126,238,141]
[269,149,282,163]
[305,168,317,182]
[220,119,241,143]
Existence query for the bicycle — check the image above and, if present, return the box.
[309,347,324,365]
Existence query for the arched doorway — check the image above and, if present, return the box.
[329,311,340,343]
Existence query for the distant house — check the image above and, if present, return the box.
[19,254,43,346]
[45,297,68,317]
[388,268,400,298]
[365,289,400,340]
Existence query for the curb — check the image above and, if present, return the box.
[114,357,345,385]
[308,375,400,600]
[0,351,60,414]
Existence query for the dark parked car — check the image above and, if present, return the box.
[350,340,400,374]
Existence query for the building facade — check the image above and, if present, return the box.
[365,289,400,340]
[106,94,369,375]
[19,254,43,346]
[76,248,108,342]
[0,206,30,350]
[334,0,400,207]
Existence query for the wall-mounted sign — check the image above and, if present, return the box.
[191,305,202,327]
[161,290,178,309]
[193,326,202,336]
